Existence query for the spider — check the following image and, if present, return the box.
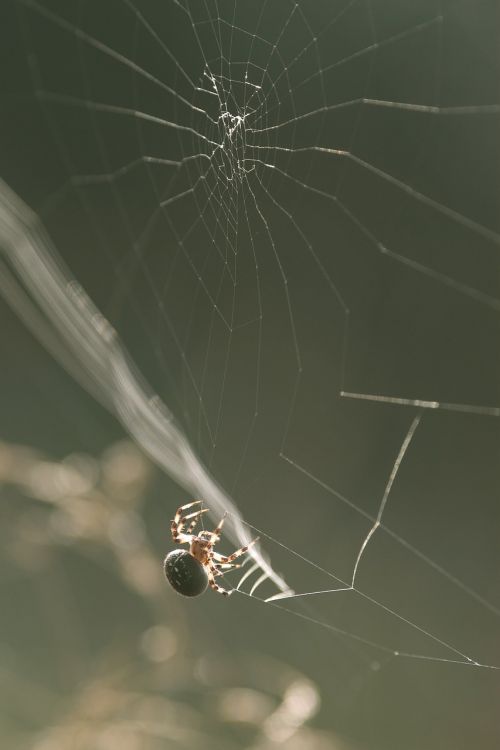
[163,501,258,597]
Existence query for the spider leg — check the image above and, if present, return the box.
[212,551,243,566]
[207,564,231,596]
[185,515,202,535]
[171,504,209,543]
[209,556,241,583]
[170,519,193,544]
[212,551,231,561]
[212,512,227,538]
[214,562,242,573]
[182,508,209,534]
[215,537,259,564]
[174,501,203,526]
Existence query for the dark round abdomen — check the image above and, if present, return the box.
[163,549,208,597]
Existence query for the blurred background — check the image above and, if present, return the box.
[0,1,499,749]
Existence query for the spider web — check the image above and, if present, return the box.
[1,0,500,745]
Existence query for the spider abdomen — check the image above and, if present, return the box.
[163,549,208,597]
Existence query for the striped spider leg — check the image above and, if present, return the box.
[171,500,208,543]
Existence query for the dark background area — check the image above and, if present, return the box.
[1,1,499,749]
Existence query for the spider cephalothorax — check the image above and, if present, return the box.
[163,501,258,597]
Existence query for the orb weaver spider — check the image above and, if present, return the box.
[163,501,259,597]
